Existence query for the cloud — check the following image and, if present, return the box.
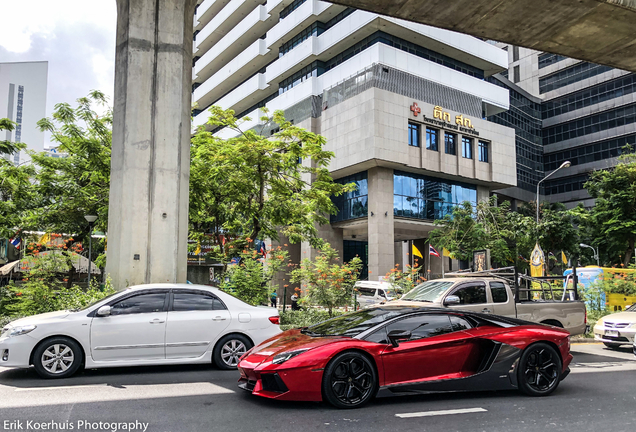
[0,0,116,146]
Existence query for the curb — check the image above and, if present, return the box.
[571,337,598,344]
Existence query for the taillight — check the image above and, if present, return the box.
[269,316,280,325]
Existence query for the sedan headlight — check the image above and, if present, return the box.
[272,349,309,365]
[7,325,37,338]
[630,323,636,329]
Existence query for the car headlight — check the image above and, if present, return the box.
[272,349,309,365]
[630,323,636,329]
[7,325,37,338]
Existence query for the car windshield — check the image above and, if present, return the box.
[384,289,397,297]
[305,309,403,337]
[400,281,455,302]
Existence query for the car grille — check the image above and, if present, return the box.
[245,380,256,392]
[261,373,289,393]
[604,322,631,329]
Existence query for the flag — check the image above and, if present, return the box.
[39,233,51,245]
[429,245,440,258]
[9,237,21,249]
[260,242,267,258]
[443,248,453,258]
[193,242,201,255]
[561,251,568,265]
[412,244,423,259]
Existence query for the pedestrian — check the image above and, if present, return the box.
[291,294,301,311]
[270,290,277,308]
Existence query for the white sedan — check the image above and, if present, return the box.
[0,284,281,378]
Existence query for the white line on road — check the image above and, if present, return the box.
[14,384,108,392]
[395,407,487,419]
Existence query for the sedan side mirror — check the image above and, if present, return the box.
[96,305,111,317]
[444,295,460,306]
[387,330,411,347]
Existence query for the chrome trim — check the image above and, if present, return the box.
[165,341,210,348]
[93,344,165,351]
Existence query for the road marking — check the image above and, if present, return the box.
[14,384,108,392]
[571,361,636,374]
[395,407,487,418]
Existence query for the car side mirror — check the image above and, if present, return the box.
[96,305,111,317]
[444,295,460,306]
[387,330,411,347]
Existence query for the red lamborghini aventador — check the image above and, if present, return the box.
[237,306,572,408]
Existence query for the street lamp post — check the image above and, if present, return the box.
[84,215,98,287]
[580,243,600,266]
[536,161,571,224]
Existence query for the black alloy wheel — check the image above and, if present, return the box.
[322,352,377,409]
[518,342,562,396]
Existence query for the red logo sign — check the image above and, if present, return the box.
[410,102,421,117]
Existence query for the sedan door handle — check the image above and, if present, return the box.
[481,308,491,314]
[149,319,165,324]
[213,316,227,321]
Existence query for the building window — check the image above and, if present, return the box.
[408,123,420,147]
[394,171,477,220]
[462,137,473,159]
[426,127,438,151]
[539,62,612,94]
[331,172,368,223]
[512,46,519,62]
[513,65,520,83]
[445,133,456,155]
[478,140,489,162]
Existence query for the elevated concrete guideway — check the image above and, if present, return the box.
[328,0,636,72]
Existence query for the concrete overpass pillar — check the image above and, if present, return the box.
[107,0,196,288]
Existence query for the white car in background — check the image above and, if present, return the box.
[0,284,281,378]
[593,303,636,349]
[354,281,399,309]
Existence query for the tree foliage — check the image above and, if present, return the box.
[576,146,636,266]
[190,107,353,262]
[290,243,362,316]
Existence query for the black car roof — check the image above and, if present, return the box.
[368,305,537,328]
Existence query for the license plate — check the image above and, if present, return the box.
[605,330,619,337]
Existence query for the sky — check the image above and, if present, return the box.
[0,0,116,147]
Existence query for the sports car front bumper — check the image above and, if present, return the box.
[237,361,324,402]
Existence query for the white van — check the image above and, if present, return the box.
[354,281,399,308]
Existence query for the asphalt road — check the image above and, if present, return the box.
[0,343,634,432]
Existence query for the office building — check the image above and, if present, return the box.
[491,45,633,208]
[192,0,517,279]
[0,61,48,166]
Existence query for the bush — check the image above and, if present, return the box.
[279,309,344,331]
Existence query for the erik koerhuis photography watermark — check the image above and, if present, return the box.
[3,420,149,432]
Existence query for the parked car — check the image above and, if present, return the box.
[354,281,398,308]
[381,277,587,335]
[237,306,573,408]
[593,303,636,349]
[0,284,281,378]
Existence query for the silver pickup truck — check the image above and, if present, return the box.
[383,277,587,335]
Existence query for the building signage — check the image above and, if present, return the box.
[410,102,480,136]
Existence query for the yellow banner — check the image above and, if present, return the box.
[412,244,423,259]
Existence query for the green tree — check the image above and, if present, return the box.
[578,146,636,266]
[190,107,353,262]
[383,263,425,294]
[0,119,36,239]
[219,243,289,305]
[290,243,362,316]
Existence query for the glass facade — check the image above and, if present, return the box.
[426,127,438,151]
[408,123,420,147]
[538,53,568,69]
[462,136,473,159]
[544,174,589,196]
[539,62,613,94]
[542,73,636,119]
[393,171,477,220]
[544,134,636,171]
[542,102,636,145]
[487,76,543,193]
[445,132,456,155]
[331,172,368,223]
